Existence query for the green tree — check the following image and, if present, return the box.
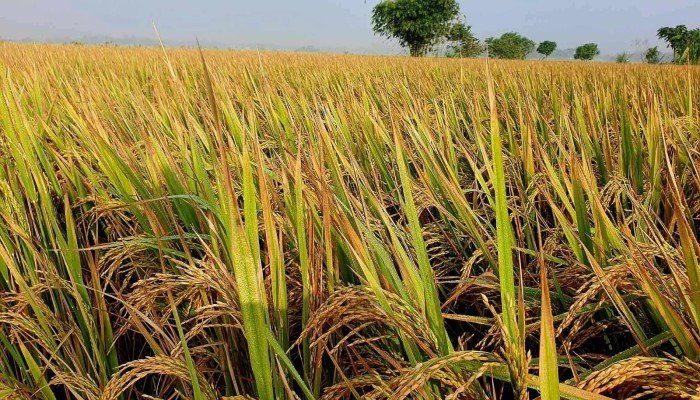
[445,21,482,58]
[644,46,662,64]
[688,29,700,64]
[372,0,460,57]
[485,32,535,60]
[574,43,600,61]
[615,52,630,64]
[536,41,557,59]
[658,25,700,64]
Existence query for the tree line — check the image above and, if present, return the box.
[371,0,700,64]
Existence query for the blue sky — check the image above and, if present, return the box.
[1,0,699,54]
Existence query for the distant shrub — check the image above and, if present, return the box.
[616,52,630,63]
[644,46,662,64]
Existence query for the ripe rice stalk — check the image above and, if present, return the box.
[485,57,527,397]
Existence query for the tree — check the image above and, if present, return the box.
[445,21,482,58]
[687,29,700,64]
[372,0,460,57]
[657,25,689,61]
[615,52,630,64]
[485,32,535,60]
[644,47,662,64]
[536,41,557,59]
[574,43,600,61]
[657,25,700,64]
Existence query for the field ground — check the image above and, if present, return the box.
[1,43,700,399]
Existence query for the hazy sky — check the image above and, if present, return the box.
[1,0,699,54]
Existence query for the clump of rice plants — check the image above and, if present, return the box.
[0,41,699,399]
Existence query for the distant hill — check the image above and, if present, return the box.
[2,35,402,55]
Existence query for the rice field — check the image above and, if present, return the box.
[1,42,699,399]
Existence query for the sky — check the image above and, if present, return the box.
[1,0,699,55]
